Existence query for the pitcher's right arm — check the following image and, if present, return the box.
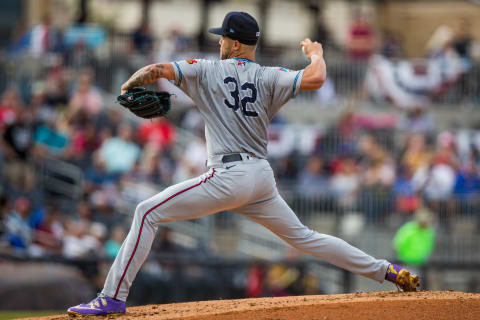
[299,38,327,91]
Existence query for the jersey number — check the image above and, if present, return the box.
[223,77,258,117]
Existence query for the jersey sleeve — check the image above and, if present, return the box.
[170,59,209,94]
[266,67,304,118]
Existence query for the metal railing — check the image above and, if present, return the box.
[38,157,85,200]
[165,192,480,263]
[2,38,480,108]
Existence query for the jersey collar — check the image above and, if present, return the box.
[233,58,254,63]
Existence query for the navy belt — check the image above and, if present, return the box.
[222,154,246,163]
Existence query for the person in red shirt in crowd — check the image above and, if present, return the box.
[68,122,102,164]
[0,89,22,132]
[432,131,458,169]
[137,117,176,151]
[246,263,264,298]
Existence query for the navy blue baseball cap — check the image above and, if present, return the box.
[208,12,260,45]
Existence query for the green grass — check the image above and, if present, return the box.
[0,311,63,320]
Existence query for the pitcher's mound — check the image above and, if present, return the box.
[30,291,480,320]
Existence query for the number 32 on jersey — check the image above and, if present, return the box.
[223,77,258,117]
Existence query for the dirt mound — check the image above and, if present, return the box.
[26,291,480,320]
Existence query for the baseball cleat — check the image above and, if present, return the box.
[385,264,420,292]
[67,295,126,316]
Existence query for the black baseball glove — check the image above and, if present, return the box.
[117,87,172,119]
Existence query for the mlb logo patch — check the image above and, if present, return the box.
[186,59,198,64]
[237,60,246,66]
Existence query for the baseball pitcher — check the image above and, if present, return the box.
[68,12,419,316]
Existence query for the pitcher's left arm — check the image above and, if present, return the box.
[121,63,175,94]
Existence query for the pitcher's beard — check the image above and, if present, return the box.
[220,48,232,60]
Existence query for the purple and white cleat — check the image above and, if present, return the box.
[385,264,420,292]
[67,295,126,316]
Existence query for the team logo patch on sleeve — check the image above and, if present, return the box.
[186,59,198,64]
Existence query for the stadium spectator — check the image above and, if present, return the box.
[132,22,154,55]
[119,160,150,185]
[359,135,396,190]
[140,148,175,186]
[157,27,190,61]
[34,117,69,156]
[329,156,360,208]
[453,157,480,200]
[432,131,458,169]
[3,107,36,161]
[98,122,141,174]
[30,82,56,123]
[89,189,120,227]
[363,153,395,188]
[29,15,58,57]
[4,197,33,255]
[85,154,119,190]
[68,72,103,118]
[90,222,108,254]
[275,153,300,183]
[400,107,435,135]
[296,155,330,198]
[66,40,97,69]
[137,117,176,151]
[393,207,435,266]
[152,227,182,254]
[401,134,432,175]
[0,195,11,248]
[263,263,300,297]
[394,165,421,214]
[105,225,126,259]
[174,135,207,182]
[452,20,476,70]
[62,219,102,259]
[44,56,70,107]
[75,200,94,223]
[0,89,22,131]
[29,204,64,257]
[246,263,264,298]
[2,108,37,195]
[412,163,456,202]
[360,152,396,222]
[67,122,102,165]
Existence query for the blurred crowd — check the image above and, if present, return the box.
[276,106,480,225]
[0,17,196,258]
[1,14,480,262]
[0,68,181,258]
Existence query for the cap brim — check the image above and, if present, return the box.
[208,27,227,35]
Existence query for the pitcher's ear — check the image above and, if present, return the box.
[234,40,242,50]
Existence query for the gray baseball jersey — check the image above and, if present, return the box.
[170,58,303,159]
[102,58,391,302]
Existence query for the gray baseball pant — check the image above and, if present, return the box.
[102,157,390,301]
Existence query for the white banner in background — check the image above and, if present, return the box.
[366,54,466,109]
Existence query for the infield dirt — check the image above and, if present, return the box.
[23,291,480,320]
